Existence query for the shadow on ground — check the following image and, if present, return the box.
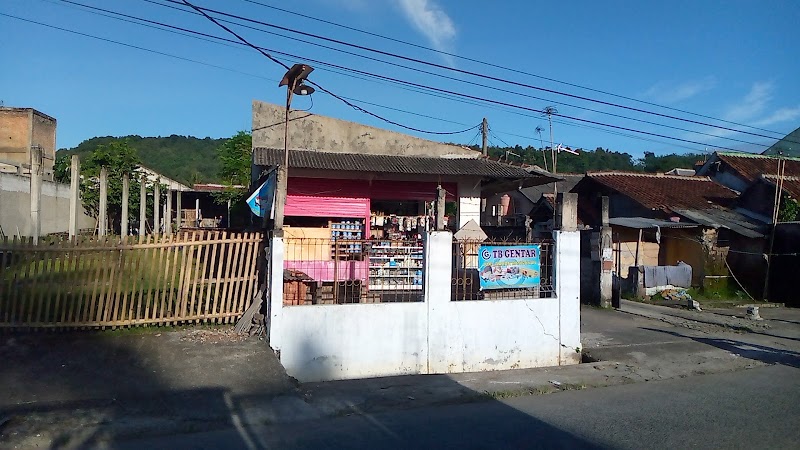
[0,329,609,449]
[0,329,293,449]
[642,327,800,368]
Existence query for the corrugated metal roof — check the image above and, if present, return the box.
[674,208,765,238]
[608,217,698,229]
[252,147,551,179]
[584,171,739,211]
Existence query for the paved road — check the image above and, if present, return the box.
[116,364,800,450]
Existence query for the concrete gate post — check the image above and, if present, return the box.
[555,193,581,364]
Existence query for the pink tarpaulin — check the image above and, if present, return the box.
[285,195,370,219]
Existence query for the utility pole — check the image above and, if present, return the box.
[481,118,488,156]
[763,153,786,301]
[543,107,558,174]
[535,125,548,172]
[275,63,315,232]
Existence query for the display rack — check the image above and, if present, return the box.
[330,220,363,260]
[368,241,423,290]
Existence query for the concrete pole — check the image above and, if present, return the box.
[30,145,42,243]
[98,166,108,236]
[121,173,129,236]
[195,198,201,227]
[165,189,173,234]
[436,185,446,230]
[69,155,80,239]
[139,176,147,236]
[175,190,182,231]
[600,196,613,308]
[153,179,161,234]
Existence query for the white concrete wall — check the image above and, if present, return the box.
[279,303,428,382]
[457,181,481,229]
[555,230,582,365]
[0,172,94,237]
[271,229,582,382]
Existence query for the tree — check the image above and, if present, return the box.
[56,141,166,234]
[212,131,252,206]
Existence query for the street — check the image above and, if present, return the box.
[118,364,800,450]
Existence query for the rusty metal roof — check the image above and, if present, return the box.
[252,147,553,179]
[583,172,739,211]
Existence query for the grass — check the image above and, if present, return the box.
[484,382,588,400]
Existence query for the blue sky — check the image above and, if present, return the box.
[1,0,798,159]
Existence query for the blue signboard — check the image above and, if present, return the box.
[478,245,541,290]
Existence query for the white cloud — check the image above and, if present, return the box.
[752,105,800,127]
[396,0,457,55]
[723,81,773,122]
[643,77,716,104]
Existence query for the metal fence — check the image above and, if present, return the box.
[452,238,555,301]
[284,237,425,305]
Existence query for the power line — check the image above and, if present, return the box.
[156,0,797,146]
[52,0,771,151]
[237,0,786,138]
[0,9,743,152]
[0,12,271,81]
[178,0,479,136]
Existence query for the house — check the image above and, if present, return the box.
[251,100,581,382]
[571,172,764,288]
[0,106,56,179]
[695,151,800,194]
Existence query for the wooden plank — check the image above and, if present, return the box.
[226,232,247,322]
[108,236,126,327]
[209,231,227,324]
[116,235,132,327]
[165,233,182,324]
[6,236,22,325]
[238,233,257,317]
[170,233,194,325]
[95,236,114,326]
[218,233,239,323]
[180,234,199,324]
[201,231,220,323]
[65,236,81,326]
[22,237,37,326]
[189,233,208,324]
[99,237,117,327]
[33,240,56,325]
[153,235,172,321]
[51,237,70,327]
[138,234,152,325]
[85,236,104,325]
[231,232,252,319]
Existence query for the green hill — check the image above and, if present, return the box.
[58,135,226,184]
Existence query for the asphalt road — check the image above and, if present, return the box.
[116,364,800,450]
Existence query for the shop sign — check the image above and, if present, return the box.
[477,245,541,290]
